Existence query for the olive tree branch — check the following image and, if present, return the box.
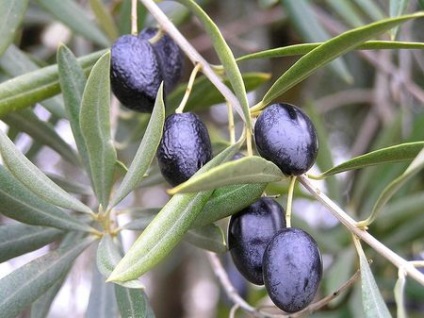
[139,0,245,121]
[298,175,424,287]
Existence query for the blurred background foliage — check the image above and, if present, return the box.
[1,0,424,317]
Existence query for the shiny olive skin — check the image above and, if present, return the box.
[157,112,212,186]
[254,103,318,175]
[139,27,184,94]
[110,34,162,112]
[263,228,322,313]
[228,197,286,285]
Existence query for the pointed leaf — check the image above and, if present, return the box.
[0,49,106,118]
[281,0,352,83]
[355,240,391,317]
[185,224,227,254]
[0,0,28,56]
[260,12,424,106]
[178,0,251,128]
[193,183,267,228]
[169,156,283,194]
[89,0,119,41]
[0,224,63,263]
[80,51,117,208]
[0,236,95,318]
[108,142,242,283]
[35,0,110,47]
[57,44,90,174]
[0,129,92,213]
[111,85,165,208]
[0,165,94,232]
[86,265,119,318]
[115,285,155,318]
[319,142,424,177]
[30,275,67,318]
[97,235,144,288]
[2,108,80,165]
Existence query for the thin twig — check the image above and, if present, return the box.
[139,0,245,121]
[298,175,424,287]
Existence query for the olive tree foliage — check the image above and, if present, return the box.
[0,0,424,317]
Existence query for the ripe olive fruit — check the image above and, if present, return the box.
[110,34,162,113]
[139,27,184,94]
[254,103,318,175]
[156,112,212,186]
[263,228,322,313]
[228,197,286,285]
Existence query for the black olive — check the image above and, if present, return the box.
[110,34,162,112]
[156,112,212,186]
[228,197,286,285]
[139,27,184,94]
[254,103,318,175]
[263,228,322,313]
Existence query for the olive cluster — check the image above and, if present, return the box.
[229,103,322,313]
[110,30,322,313]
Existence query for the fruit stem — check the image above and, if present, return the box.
[175,63,202,113]
[285,176,297,227]
[131,0,138,35]
[227,102,236,144]
[246,127,253,156]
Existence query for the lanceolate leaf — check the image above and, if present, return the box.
[0,236,95,318]
[0,0,28,56]
[110,85,165,208]
[57,44,90,173]
[0,224,63,263]
[30,275,67,318]
[80,51,117,208]
[169,156,283,194]
[89,0,119,41]
[35,0,110,47]
[2,108,80,165]
[259,12,424,107]
[185,224,227,254]
[354,239,391,317]
[319,142,424,177]
[193,183,267,228]
[0,49,106,118]
[108,142,242,283]
[178,0,252,129]
[0,165,94,232]
[115,285,155,318]
[0,129,92,213]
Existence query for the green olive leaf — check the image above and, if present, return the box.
[0,49,106,118]
[57,44,91,174]
[0,0,28,56]
[89,0,119,41]
[177,0,252,129]
[193,183,267,228]
[35,0,110,47]
[30,275,67,318]
[0,129,92,214]
[108,141,242,283]
[0,165,94,233]
[318,141,424,177]
[110,85,165,208]
[86,266,119,318]
[0,45,66,118]
[0,236,95,318]
[260,12,424,107]
[237,41,424,62]
[281,0,353,83]
[80,51,117,208]
[184,223,227,254]
[168,156,283,194]
[115,285,155,318]
[0,224,63,263]
[354,239,392,318]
